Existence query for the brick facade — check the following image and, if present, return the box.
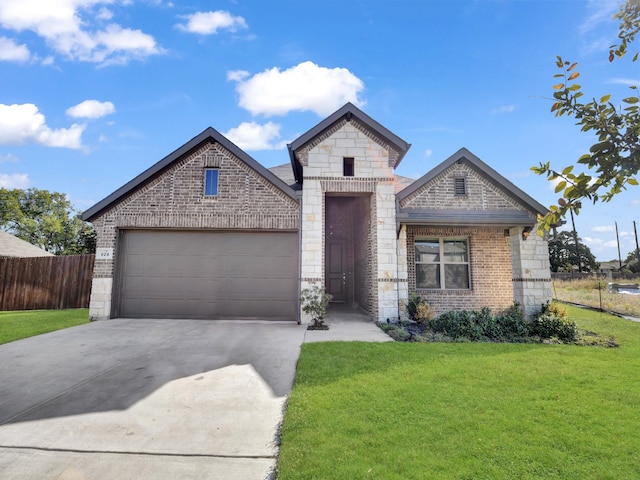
[400,162,529,212]
[87,141,300,320]
[405,225,514,315]
[85,104,551,323]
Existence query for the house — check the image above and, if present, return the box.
[82,103,551,322]
[0,230,53,258]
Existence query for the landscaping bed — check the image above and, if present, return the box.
[378,299,618,347]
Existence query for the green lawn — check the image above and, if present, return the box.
[277,306,640,479]
[0,309,90,345]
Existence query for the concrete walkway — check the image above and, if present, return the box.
[0,311,390,480]
[304,304,393,343]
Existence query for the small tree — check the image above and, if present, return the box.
[548,230,599,272]
[300,285,332,330]
[532,1,639,232]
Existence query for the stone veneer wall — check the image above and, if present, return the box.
[297,120,401,322]
[88,142,300,320]
[406,226,514,315]
[510,226,552,318]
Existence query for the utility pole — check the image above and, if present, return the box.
[615,221,622,270]
[570,209,582,273]
[634,220,640,263]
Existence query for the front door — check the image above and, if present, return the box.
[326,239,347,302]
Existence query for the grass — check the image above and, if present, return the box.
[552,277,640,317]
[277,305,640,479]
[0,309,90,345]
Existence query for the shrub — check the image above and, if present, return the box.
[530,302,577,343]
[300,285,332,330]
[405,292,435,324]
[431,306,528,342]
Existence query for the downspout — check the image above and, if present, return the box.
[395,197,401,322]
[296,189,303,325]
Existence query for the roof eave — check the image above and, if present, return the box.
[82,127,299,222]
[396,147,549,216]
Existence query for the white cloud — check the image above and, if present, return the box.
[0,153,19,163]
[227,69,249,82]
[0,0,163,65]
[0,173,29,188]
[491,105,515,114]
[579,0,618,35]
[224,121,288,151]
[424,149,432,158]
[0,36,30,62]
[229,61,365,117]
[0,103,85,149]
[176,10,247,35]
[607,78,640,86]
[592,225,615,233]
[66,99,115,118]
[631,199,640,206]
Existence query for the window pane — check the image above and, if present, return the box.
[444,240,468,262]
[205,169,218,196]
[416,264,440,289]
[444,264,469,289]
[415,240,440,263]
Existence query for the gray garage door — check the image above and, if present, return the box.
[115,230,298,320]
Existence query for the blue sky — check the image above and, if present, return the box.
[0,0,638,262]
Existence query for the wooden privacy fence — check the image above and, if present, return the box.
[0,254,94,311]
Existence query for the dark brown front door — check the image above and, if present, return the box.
[326,239,347,302]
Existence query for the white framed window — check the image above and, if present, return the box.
[415,238,470,289]
[204,169,219,196]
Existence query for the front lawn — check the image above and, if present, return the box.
[0,309,90,345]
[277,306,640,479]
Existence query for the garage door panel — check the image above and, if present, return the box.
[117,230,298,320]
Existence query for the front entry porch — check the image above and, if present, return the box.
[324,195,374,314]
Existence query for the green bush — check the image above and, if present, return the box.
[530,303,578,343]
[404,291,435,324]
[431,305,528,342]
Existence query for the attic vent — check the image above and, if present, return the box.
[454,177,466,196]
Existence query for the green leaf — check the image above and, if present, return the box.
[555,181,567,193]
[622,97,639,104]
[628,178,639,186]
[562,165,574,175]
[568,83,581,91]
[600,94,612,103]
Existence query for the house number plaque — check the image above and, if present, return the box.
[96,248,114,260]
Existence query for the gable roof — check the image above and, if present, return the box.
[0,230,53,258]
[82,127,299,222]
[287,102,411,184]
[396,148,548,225]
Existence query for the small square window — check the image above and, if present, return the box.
[204,169,219,196]
[454,177,466,196]
[343,157,354,177]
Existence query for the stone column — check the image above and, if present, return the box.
[299,179,324,323]
[375,182,400,322]
[396,224,409,321]
[510,225,552,318]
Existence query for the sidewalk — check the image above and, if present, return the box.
[303,304,393,343]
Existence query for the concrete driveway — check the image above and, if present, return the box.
[0,319,307,480]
